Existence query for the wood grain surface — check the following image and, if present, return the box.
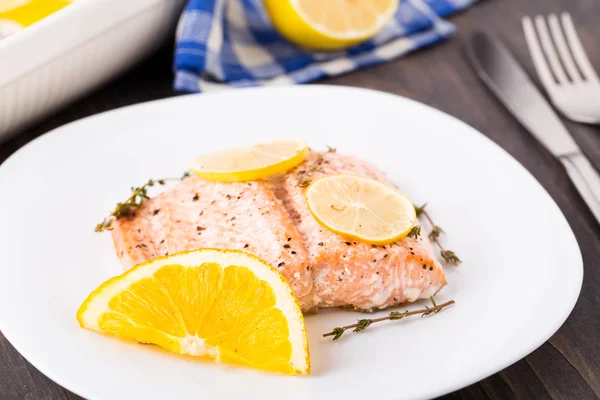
[2,0,600,399]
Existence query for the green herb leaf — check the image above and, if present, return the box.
[441,250,461,265]
[353,319,372,332]
[389,311,405,320]
[332,327,346,341]
[428,225,444,240]
[407,225,421,238]
[414,203,427,217]
[95,173,189,232]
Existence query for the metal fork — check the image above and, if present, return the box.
[523,13,600,124]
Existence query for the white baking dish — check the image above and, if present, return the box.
[0,0,187,142]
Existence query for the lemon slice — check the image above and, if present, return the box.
[191,139,308,182]
[305,174,416,244]
[77,249,310,375]
[264,0,398,51]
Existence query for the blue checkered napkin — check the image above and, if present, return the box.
[174,0,475,92]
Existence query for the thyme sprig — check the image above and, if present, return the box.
[324,297,455,340]
[414,203,461,265]
[296,146,336,187]
[407,225,421,238]
[95,171,191,232]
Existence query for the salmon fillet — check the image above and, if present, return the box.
[111,151,446,312]
[111,179,316,309]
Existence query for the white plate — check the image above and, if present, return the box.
[0,86,582,400]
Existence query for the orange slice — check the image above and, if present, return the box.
[77,249,310,375]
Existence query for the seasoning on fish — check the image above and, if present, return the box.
[111,151,446,312]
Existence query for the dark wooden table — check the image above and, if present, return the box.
[2,0,600,399]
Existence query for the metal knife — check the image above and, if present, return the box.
[465,31,600,223]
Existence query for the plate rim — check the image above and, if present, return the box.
[0,85,584,400]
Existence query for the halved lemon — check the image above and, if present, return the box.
[191,139,308,182]
[264,0,398,51]
[305,174,416,244]
[77,249,310,375]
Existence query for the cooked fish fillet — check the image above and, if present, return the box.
[268,152,446,310]
[111,151,446,312]
[112,179,316,310]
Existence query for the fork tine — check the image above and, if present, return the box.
[561,13,599,81]
[523,16,557,90]
[548,14,581,82]
[534,15,568,84]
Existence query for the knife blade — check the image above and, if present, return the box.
[465,31,600,223]
[465,31,580,156]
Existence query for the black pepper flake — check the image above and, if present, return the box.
[288,237,292,241]
[197,226,206,231]
[211,200,216,205]
[247,182,252,186]
[353,242,357,245]
[409,247,413,251]
[345,241,352,246]
[192,194,199,201]
[306,266,310,271]
[283,244,290,249]
[338,277,342,281]
[230,216,236,221]
[423,265,427,269]
[226,194,231,200]
[376,271,379,275]
[318,242,324,246]
[384,254,388,258]
[291,251,297,255]
[137,229,141,233]
[411,252,415,255]
[237,196,241,199]
[429,267,433,271]
[160,240,165,244]
[373,259,376,262]
[278,262,284,267]
[165,252,169,256]
[153,209,160,216]
[244,244,249,248]
[199,211,204,216]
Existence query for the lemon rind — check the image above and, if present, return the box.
[305,174,417,245]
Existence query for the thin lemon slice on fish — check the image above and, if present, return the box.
[191,139,308,182]
[306,174,416,245]
[77,249,310,375]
